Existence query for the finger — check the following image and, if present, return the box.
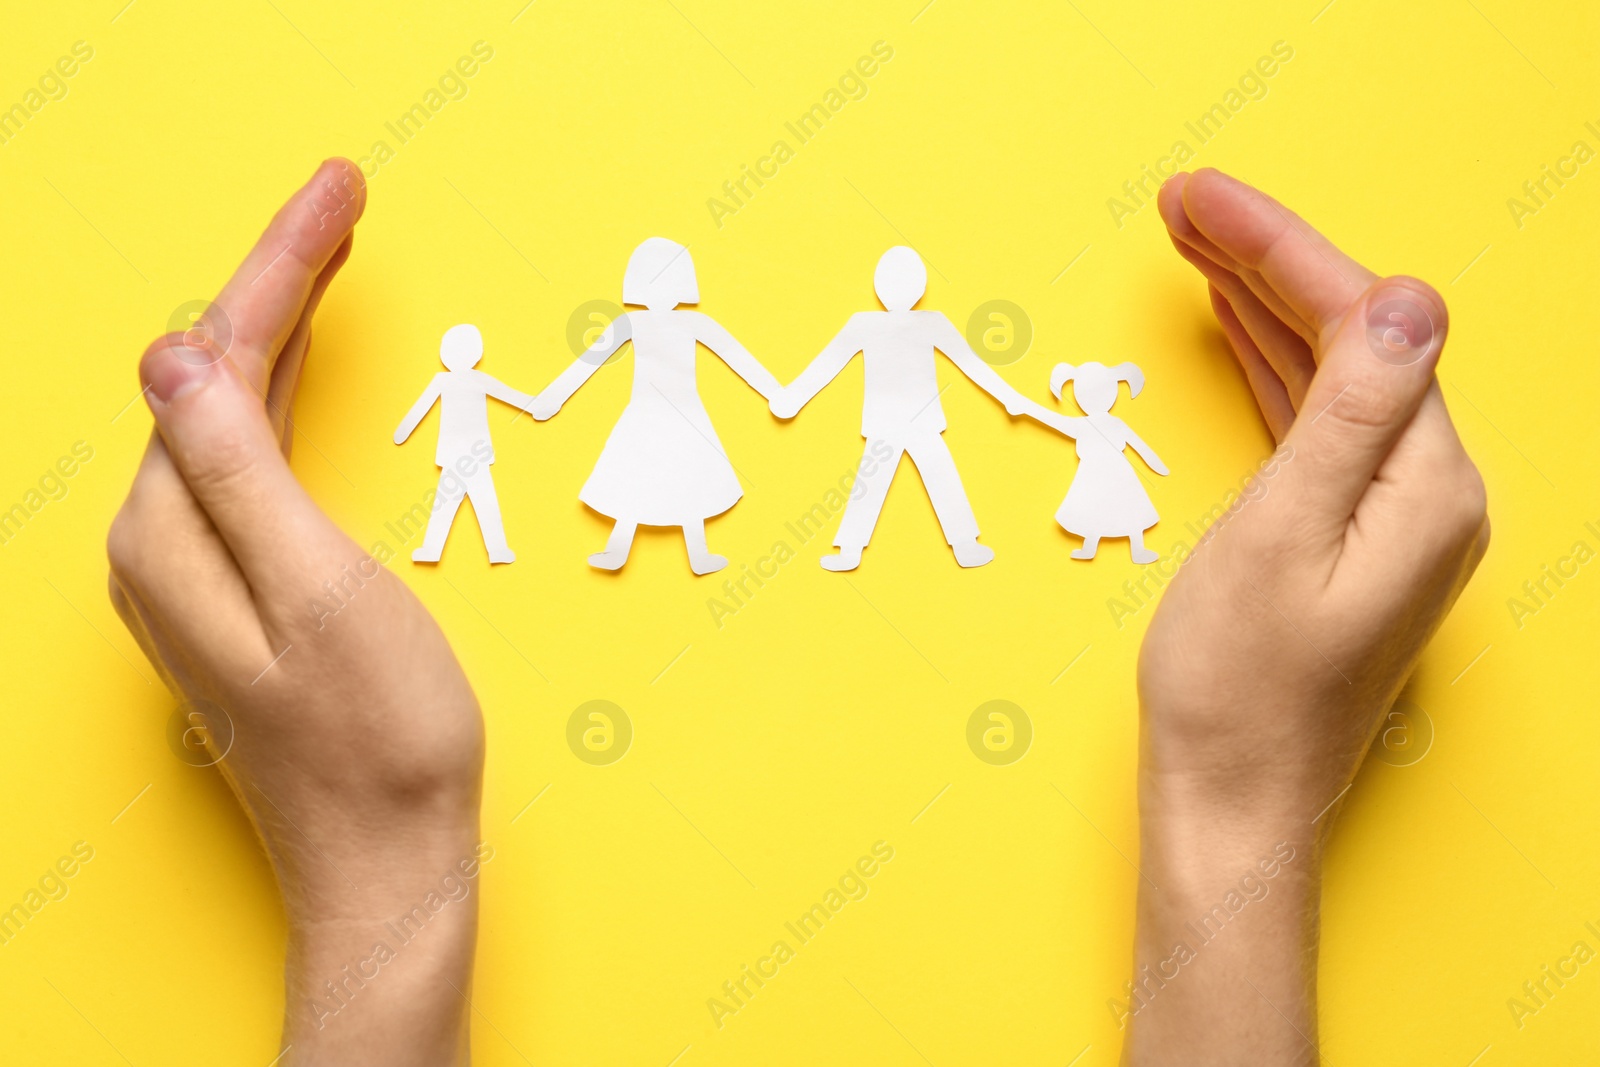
[1172,235,1317,406]
[266,232,355,450]
[139,333,337,591]
[1209,285,1295,442]
[211,159,366,394]
[1159,173,1311,340]
[1353,384,1484,555]
[1330,381,1489,636]
[1282,275,1447,524]
[1179,168,1377,344]
[107,434,272,663]
[1158,172,1241,271]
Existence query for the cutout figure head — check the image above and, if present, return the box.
[441,324,483,371]
[1050,361,1144,415]
[874,246,926,311]
[622,237,699,310]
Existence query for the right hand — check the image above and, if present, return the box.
[1123,168,1487,1062]
[1139,166,1488,817]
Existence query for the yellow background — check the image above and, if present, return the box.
[2,1,1596,1063]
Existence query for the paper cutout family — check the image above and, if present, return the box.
[394,239,1168,573]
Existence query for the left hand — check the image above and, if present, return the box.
[107,159,485,1065]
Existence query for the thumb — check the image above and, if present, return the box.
[140,333,331,586]
[1282,275,1447,524]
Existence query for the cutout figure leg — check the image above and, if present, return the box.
[1128,529,1158,565]
[464,466,515,564]
[904,435,992,568]
[1072,535,1100,561]
[413,470,469,562]
[589,520,637,571]
[683,519,728,576]
[825,440,903,571]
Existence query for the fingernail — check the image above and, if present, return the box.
[143,339,216,403]
[1364,279,1446,367]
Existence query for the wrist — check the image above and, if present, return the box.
[1123,772,1325,1065]
[280,839,490,1066]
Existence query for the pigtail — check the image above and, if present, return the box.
[1050,363,1077,401]
[1109,362,1144,398]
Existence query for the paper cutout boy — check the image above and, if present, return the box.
[394,324,534,564]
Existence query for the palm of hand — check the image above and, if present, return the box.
[1136,169,1487,811]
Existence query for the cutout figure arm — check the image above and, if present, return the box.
[773,318,864,419]
[693,314,782,401]
[1034,411,1085,439]
[531,313,634,420]
[1124,427,1168,475]
[482,376,536,416]
[394,376,443,444]
[933,316,1055,423]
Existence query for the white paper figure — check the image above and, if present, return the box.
[1034,362,1168,563]
[531,237,781,575]
[394,324,534,564]
[771,246,1045,571]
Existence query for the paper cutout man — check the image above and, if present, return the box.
[531,237,782,575]
[394,324,533,564]
[1034,362,1167,563]
[771,246,1047,571]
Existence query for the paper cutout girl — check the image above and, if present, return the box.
[531,238,781,575]
[1035,362,1168,564]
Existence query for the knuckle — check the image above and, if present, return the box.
[1320,377,1400,433]
[105,504,144,578]
[1447,471,1489,547]
[183,433,261,500]
[106,571,131,620]
[1452,461,1488,528]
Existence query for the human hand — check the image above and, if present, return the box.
[107,160,484,1066]
[1121,169,1487,1062]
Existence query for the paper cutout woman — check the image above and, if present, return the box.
[531,237,781,575]
[394,324,533,564]
[1035,362,1168,564]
